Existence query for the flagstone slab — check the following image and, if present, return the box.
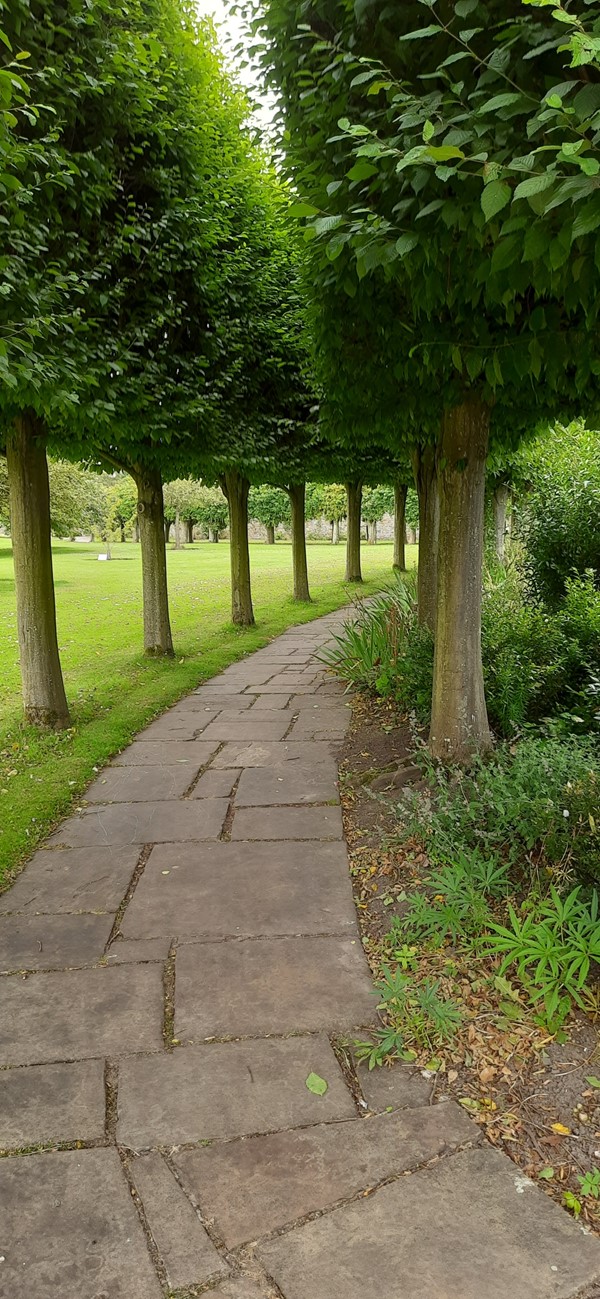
[211,1282,272,1299]
[0,846,139,915]
[128,1152,227,1289]
[235,766,338,806]
[354,1056,433,1111]
[288,710,351,739]
[246,682,319,695]
[117,1035,355,1148]
[211,741,335,768]
[176,1103,477,1247]
[139,715,214,741]
[113,740,219,766]
[0,1147,162,1299]
[247,694,293,709]
[120,842,356,941]
[84,764,197,803]
[0,912,114,972]
[0,1059,106,1150]
[175,936,376,1039]
[231,806,343,841]
[258,1144,600,1299]
[200,719,291,743]
[0,963,163,1066]
[48,799,229,846]
[190,768,241,799]
[104,936,171,964]
[171,694,253,712]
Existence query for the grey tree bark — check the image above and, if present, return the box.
[133,465,174,657]
[288,482,311,602]
[429,401,492,763]
[345,480,363,582]
[492,484,510,564]
[393,482,408,571]
[265,523,275,545]
[222,470,254,626]
[6,412,71,728]
[332,518,340,545]
[411,443,439,631]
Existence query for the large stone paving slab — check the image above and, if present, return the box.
[128,1152,227,1288]
[84,764,198,803]
[258,1144,600,1299]
[0,846,139,915]
[200,718,291,743]
[139,715,213,741]
[174,936,376,1039]
[117,1035,355,1147]
[176,1102,477,1247]
[0,1147,162,1299]
[48,799,229,846]
[231,806,343,840]
[354,1055,433,1111]
[190,768,240,799]
[113,740,220,766]
[120,842,356,940]
[0,1058,106,1150]
[0,963,163,1065]
[0,912,114,971]
[235,766,338,806]
[211,741,335,769]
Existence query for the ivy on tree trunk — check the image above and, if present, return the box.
[411,444,439,632]
[134,465,174,658]
[345,480,363,582]
[393,482,408,571]
[6,412,71,729]
[288,482,311,602]
[430,401,492,763]
[222,470,254,626]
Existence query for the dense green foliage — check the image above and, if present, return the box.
[518,422,600,603]
[248,485,291,532]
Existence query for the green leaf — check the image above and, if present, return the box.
[395,233,419,258]
[423,119,435,142]
[538,1167,555,1180]
[585,1075,600,1088]
[481,179,511,222]
[513,173,556,201]
[306,1072,328,1095]
[399,24,441,40]
[287,202,319,218]
[314,214,344,235]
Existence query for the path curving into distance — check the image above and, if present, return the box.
[1,609,599,1298]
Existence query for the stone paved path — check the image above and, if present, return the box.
[1,609,600,1298]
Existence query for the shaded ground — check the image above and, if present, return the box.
[339,691,600,1234]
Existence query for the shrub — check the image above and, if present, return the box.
[355,964,463,1067]
[519,421,600,604]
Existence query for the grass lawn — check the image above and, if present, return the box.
[0,537,415,887]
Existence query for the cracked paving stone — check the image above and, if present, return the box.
[174,936,377,1039]
[211,741,336,769]
[199,718,291,743]
[84,764,199,803]
[0,912,115,972]
[117,1035,355,1148]
[120,841,356,941]
[128,1152,227,1289]
[0,1058,106,1151]
[189,768,241,799]
[0,1147,163,1299]
[112,740,220,766]
[257,1144,600,1299]
[175,1102,478,1247]
[47,799,229,847]
[210,1282,275,1299]
[0,963,163,1066]
[230,805,343,841]
[353,1055,433,1111]
[104,936,171,964]
[0,846,140,916]
[235,766,338,806]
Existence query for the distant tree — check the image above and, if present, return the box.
[305,482,325,524]
[195,486,229,542]
[321,484,346,544]
[163,479,204,549]
[106,476,138,543]
[362,485,394,545]
[248,485,291,544]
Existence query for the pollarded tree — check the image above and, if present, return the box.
[195,486,229,542]
[106,476,138,544]
[253,0,600,760]
[362,484,394,545]
[321,484,346,544]
[163,479,204,549]
[248,485,291,543]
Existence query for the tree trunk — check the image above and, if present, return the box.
[187,518,194,544]
[429,400,492,763]
[222,470,254,626]
[393,482,408,571]
[164,519,171,544]
[266,523,275,545]
[406,525,416,545]
[288,482,311,602]
[6,412,71,728]
[411,443,439,631]
[345,480,363,582]
[492,484,510,564]
[173,509,183,550]
[368,520,377,545]
[134,465,174,657]
[133,518,140,543]
[332,518,340,545]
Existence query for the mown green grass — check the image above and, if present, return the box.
[0,536,415,886]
